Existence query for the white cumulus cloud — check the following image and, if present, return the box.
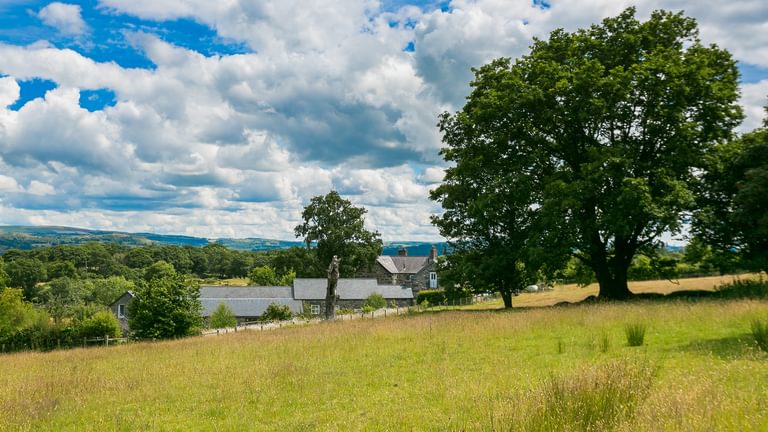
[38,2,88,36]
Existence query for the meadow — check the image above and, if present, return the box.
[1,279,767,431]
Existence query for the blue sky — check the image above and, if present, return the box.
[0,0,767,241]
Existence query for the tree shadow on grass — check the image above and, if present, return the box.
[677,334,763,360]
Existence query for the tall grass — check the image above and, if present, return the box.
[501,359,657,431]
[624,322,647,347]
[2,300,768,430]
[752,317,768,352]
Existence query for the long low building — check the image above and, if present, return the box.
[200,286,303,322]
[293,278,413,316]
[111,278,414,331]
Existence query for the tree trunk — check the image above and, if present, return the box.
[594,260,633,300]
[500,289,513,308]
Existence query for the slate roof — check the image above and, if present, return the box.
[109,290,135,307]
[377,256,430,274]
[199,286,302,317]
[292,278,413,300]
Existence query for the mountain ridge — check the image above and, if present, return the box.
[0,225,447,256]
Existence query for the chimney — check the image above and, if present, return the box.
[398,247,408,257]
[429,245,438,262]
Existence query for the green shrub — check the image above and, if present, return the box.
[77,310,121,339]
[625,322,646,347]
[416,289,446,305]
[715,278,768,299]
[364,293,387,310]
[209,303,237,328]
[751,317,768,352]
[362,305,375,313]
[262,303,292,321]
[337,308,355,315]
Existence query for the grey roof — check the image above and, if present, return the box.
[293,278,413,300]
[201,298,302,318]
[377,256,430,274]
[200,286,293,299]
[109,290,135,307]
[200,286,301,317]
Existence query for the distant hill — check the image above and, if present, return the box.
[0,225,448,256]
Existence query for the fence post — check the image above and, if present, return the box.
[105,335,109,347]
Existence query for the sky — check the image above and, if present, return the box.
[0,0,766,242]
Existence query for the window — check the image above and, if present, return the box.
[310,304,320,315]
[118,304,126,318]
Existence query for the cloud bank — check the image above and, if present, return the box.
[0,0,766,241]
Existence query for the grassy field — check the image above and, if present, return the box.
[2,279,768,431]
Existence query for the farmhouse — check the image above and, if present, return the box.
[358,245,439,295]
[293,278,413,316]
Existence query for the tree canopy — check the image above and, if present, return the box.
[693,110,768,273]
[294,191,383,277]
[432,7,743,301]
[128,261,202,339]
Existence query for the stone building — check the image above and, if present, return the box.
[199,286,302,323]
[109,291,134,334]
[292,278,413,316]
[358,245,439,296]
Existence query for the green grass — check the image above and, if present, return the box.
[1,299,768,431]
[752,317,768,352]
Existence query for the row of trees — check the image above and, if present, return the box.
[0,190,386,348]
[431,8,766,306]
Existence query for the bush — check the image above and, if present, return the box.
[416,289,446,306]
[262,303,292,321]
[209,303,237,328]
[364,293,387,310]
[77,310,121,339]
[625,322,647,347]
[714,278,768,299]
[751,317,768,352]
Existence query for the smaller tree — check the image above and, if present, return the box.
[128,261,202,339]
[364,293,387,310]
[694,115,768,273]
[0,288,37,338]
[5,257,47,301]
[262,303,292,321]
[294,191,383,277]
[209,303,237,328]
[0,258,9,289]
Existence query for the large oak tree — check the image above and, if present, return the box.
[432,8,742,300]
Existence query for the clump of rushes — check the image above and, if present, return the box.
[625,322,646,347]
